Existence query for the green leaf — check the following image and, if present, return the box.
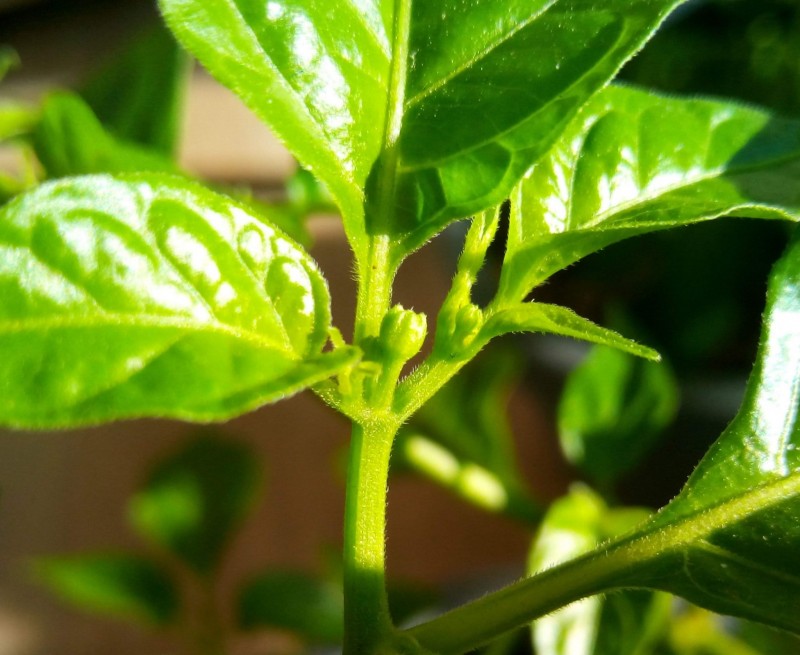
[622,231,800,632]
[0,173,358,427]
[529,486,663,655]
[158,0,688,261]
[238,570,344,644]
[129,433,261,575]
[483,302,660,361]
[81,25,190,155]
[0,102,37,143]
[34,554,178,626]
[32,92,177,178]
[0,46,18,81]
[408,235,800,648]
[558,344,679,486]
[500,85,800,302]
[397,347,537,520]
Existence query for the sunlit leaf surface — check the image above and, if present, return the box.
[501,86,800,301]
[0,174,356,427]
[159,0,687,259]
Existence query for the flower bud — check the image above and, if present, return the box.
[379,305,427,362]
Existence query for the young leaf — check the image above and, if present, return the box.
[158,0,688,259]
[238,570,344,644]
[558,344,679,486]
[483,303,660,362]
[81,25,190,155]
[34,554,178,626]
[32,92,177,178]
[129,433,261,575]
[0,174,358,427]
[529,487,666,655]
[500,85,800,302]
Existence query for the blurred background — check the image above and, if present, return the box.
[0,0,799,653]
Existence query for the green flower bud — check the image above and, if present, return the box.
[379,305,427,362]
[451,303,483,350]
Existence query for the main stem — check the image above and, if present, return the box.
[343,417,399,654]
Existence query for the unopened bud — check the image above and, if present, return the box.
[379,305,427,362]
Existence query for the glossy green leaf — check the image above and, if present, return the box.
[397,347,537,521]
[622,232,800,632]
[558,344,679,485]
[238,570,344,644]
[34,554,178,626]
[129,433,261,575]
[158,0,688,260]
[409,236,800,653]
[529,486,662,655]
[0,173,357,427]
[483,303,660,361]
[32,92,176,178]
[500,85,800,302]
[82,25,190,155]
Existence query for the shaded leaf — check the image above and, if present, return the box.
[558,344,679,485]
[0,174,358,427]
[32,92,176,178]
[34,554,177,626]
[0,47,18,80]
[82,25,190,155]
[129,433,261,575]
[158,0,689,260]
[500,85,800,302]
[238,570,344,644]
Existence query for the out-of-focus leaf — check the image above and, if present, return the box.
[0,174,358,427]
[558,344,679,486]
[82,25,190,155]
[159,0,689,261]
[529,485,662,655]
[0,102,37,143]
[129,433,261,575]
[0,47,19,81]
[32,92,176,178]
[285,167,335,215]
[398,347,537,521]
[499,85,800,302]
[34,554,177,626]
[238,570,344,644]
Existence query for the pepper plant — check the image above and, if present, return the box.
[2,1,800,654]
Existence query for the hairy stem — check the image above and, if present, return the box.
[343,417,400,654]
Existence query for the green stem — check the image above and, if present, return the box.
[354,234,395,343]
[343,417,400,655]
[407,473,800,654]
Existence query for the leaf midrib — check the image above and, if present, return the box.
[618,471,800,576]
[0,314,291,354]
